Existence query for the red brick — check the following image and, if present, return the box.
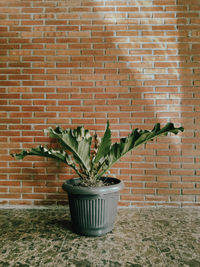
[146,195,169,202]
[183,189,200,195]
[0,194,21,199]
[121,195,144,201]
[157,189,181,195]
[21,8,43,13]
[34,188,57,193]
[22,194,45,199]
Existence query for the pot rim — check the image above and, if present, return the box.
[62,177,124,195]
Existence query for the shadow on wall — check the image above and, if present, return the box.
[175,1,200,205]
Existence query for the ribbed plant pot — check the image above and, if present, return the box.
[62,177,124,237]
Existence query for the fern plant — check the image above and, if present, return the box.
[11,121,184,187]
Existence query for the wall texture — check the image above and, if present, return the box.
[0,0,200,207]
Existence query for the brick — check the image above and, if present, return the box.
[121,195,144,201]
[145,196,169,202]
[22,194,45,200]
[34,188,57,193]
[183,189,200,195]
[157,189,180,195]
[0,194,21,199]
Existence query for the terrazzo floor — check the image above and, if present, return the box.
[0,207,200,267]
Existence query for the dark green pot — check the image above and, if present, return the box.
[62,177,124,237]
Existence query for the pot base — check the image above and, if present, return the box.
[72,224,114,237]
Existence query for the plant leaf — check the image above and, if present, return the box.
[93,121,111,164]
[46,126,92,175]
[11,145,66,162]
[11,145,85,178]
[96,122,184,179]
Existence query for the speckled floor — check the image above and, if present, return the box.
[0,207,200,267]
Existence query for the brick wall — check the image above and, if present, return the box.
[0,0,200,207]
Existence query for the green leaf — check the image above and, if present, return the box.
[96,122,184,179]
[11,145,66,162]
[93,121,111,164]
[11,145,85,178]
[46,126,92,175]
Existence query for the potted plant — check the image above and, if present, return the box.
[11,121,183,236]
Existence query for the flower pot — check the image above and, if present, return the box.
[62,177,124,237]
